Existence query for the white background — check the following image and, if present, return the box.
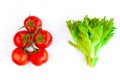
[0,0,120,80]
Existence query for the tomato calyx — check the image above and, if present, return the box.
[33,30,52,48]
[21,33,31,44]
[24,15,42,33]
[24,17,35,32]
[14,30,32,48]
[36,33,45,43]
[25,17,35,27]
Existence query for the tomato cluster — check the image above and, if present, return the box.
[12,16,52,66]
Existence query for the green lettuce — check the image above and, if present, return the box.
[66,15,115,67]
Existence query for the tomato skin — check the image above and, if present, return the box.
[33,30,52,48]
[12,48,29,65]
[24,16,42,33]
[13,30,32,48]
[30,48,48,66]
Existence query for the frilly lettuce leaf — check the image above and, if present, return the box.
[66,15,115,67]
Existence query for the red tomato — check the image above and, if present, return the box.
[24,16,42,33]
[33,30,52,48]
[12,48,29,65]
[13,30,32,48]
[30,48,48,66]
